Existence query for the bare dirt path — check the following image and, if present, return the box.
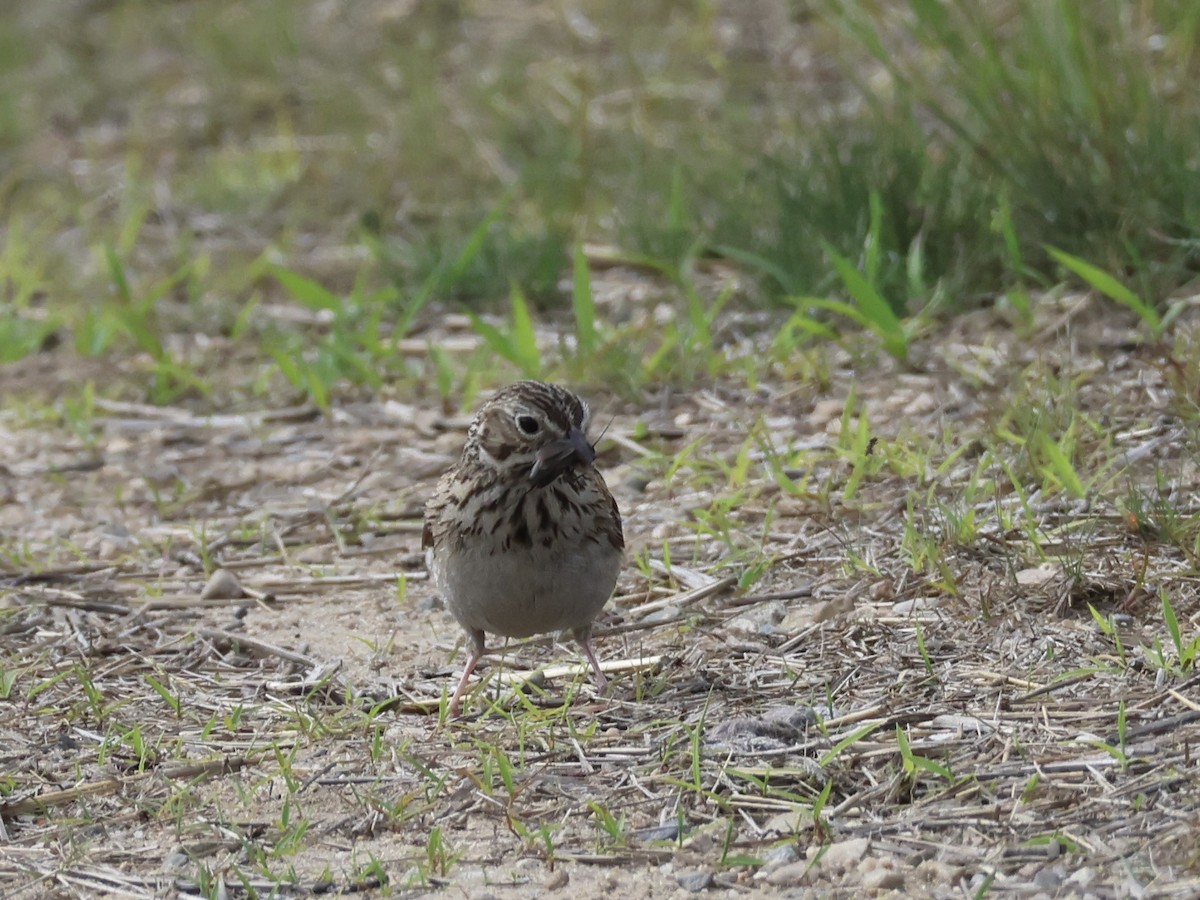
[3,299,1200,897]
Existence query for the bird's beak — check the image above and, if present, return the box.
[530,426,595,487]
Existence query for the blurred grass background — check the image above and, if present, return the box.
[2,0,1199,394]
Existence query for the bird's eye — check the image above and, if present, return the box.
[516,415,540,435]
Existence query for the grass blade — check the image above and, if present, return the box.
[572,244,597,357]
[273,266,342,312]
[823,242,907,361]
[507,282,541,377]
[1045,246,1162,334]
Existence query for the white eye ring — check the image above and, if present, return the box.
[516,414,540,435]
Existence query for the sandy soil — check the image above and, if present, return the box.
[3,296,1200,897]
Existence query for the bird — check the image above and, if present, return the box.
[423,380,624,716]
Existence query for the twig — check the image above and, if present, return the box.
[624,574,738,619]
[197,627,319,668]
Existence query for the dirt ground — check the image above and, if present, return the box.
[3,294,1200,897]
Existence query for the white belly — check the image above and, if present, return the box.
[434,539,620,638]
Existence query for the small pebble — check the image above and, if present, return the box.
[161,850,192,875]
[861,868,905,891]
[818,837,870,871]
[201,568,244,600]
[676,870,713,893]
[765,860,811,887]
[762,843,800,868]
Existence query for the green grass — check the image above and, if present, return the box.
[3,0,1199,408]
[801,0,1200,310]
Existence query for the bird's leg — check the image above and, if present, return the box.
[448,630,486,718]
[573,626,608,691]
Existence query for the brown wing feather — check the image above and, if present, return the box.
[607,490,624,551]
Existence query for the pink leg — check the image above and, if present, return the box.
[574,627,608,690]
[448,631,485,717]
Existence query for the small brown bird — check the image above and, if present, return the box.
[423,381,624,715]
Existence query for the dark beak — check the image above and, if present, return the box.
[529,426,595,487]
